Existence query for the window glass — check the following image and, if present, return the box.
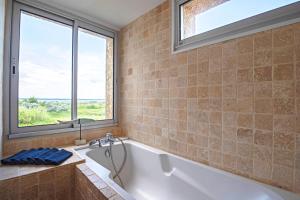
[18,12,72,127]
[77,28,114,120]
[181,0,299,39]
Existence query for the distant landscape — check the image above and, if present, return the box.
[18,97,106,127]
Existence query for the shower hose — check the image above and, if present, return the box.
[109,137,127,188]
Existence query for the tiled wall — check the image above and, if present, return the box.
[3,126,122,156]
[119,0,300,192]
[0,163,77,200]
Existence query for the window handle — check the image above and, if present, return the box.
[12,65,16,74]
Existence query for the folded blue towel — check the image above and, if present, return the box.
[1,148,73,165]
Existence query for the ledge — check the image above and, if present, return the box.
[0,146,85,181]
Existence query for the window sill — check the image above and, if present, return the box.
[8,122,119,139]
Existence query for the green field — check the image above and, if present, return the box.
[18,97,106,127]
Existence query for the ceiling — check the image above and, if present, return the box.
[34,0,166,30]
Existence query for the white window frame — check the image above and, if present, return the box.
[4,0,118,138]
[172,0,300,53]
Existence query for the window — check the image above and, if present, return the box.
[9,1,117,136]
[173,0,300,52]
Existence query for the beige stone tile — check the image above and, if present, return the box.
[187,49,197,64]
[273,98,295,114]
[208,86,222,97]
[223,98,237,112]
[209,58,222,72]
[238,53,253,69]
[254,30,272,51]
[223,84,237,98]
[273,63,294,81]
[274,115,295,132]
[222,139,236,154]
[237,69,253,83]
[273,81,295,98]
[237,98,253,113]
[222,56,237,71]
[237,143,253,158]
[209,150,222,164]
[237,83,253,98]
[237,128,253,144]
[255,98,273,114]
[237,114,253,128]
[254,130,273,147]
[209,112,222,125]
[223,112,237,127]
[198,61,209,73]
[223,126,237,140]
[253,159,272,180]
[273,46,294,64]
[272,164,294,190]
[238,36,253,54]
[254,82,272,98]
[209,137,222,151]
[274,132,295,151]
[255,114,273,130]
[222,154,237,170]
[222,40,238,57]
[254,66,272,82]
[273,26,294,47]
[236,157,253,176]
[222,70,236,85]
[254,50,272,67]
[273,149,294,167]
[253,145,272,163]
[209,125,222,138]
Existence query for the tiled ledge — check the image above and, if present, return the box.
[75,163,124,200]
[0,146,85,181]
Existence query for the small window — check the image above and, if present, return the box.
[173,0,300,52]
[9,1,117,136]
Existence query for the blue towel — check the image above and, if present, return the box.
[1,148,73,165]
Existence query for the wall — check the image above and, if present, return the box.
[0,163,77,200]
[119,0,300,192]
[0,0,5,160]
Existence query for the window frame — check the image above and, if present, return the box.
[172,0,300,53]
[5,0,118,138]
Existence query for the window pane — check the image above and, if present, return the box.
[18,12,72,127]
[181,0,299,39]
[77,28,114,120]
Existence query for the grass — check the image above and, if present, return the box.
[18,97,106,127]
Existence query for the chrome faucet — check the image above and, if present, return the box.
[89,133,116,147]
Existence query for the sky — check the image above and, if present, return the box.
[19,12,108,100]
[194,0,299,35]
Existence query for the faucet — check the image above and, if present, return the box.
[89,133,116,147]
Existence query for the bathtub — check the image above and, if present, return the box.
[75,140,300,200]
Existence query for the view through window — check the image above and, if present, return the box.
[181,0,299,40]
[16,10,114,129]
[18,12,73,127]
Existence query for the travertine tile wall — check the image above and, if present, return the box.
[119,0,300,192]
[0,163,77,200]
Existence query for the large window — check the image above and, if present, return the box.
[9,1,116,136]
[173,0,300,52]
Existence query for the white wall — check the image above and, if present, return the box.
[0,0,5,159]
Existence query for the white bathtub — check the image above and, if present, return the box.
[75,140,300,200]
